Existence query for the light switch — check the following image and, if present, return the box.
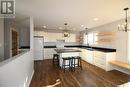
[0,43,1,47]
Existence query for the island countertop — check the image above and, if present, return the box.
[54,48,81,53]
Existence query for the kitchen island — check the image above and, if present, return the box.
[54,48,81,67]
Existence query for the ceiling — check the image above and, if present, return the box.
[16,0,130,31]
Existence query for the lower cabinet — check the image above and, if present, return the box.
[44,48,56,59]
[78,48,116,71]
[86,50,94,64]
[79,48,94,64]
[93,51,116,71]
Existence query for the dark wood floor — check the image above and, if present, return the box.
[30,59,130,87]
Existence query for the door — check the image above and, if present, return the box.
[12,30,18,56]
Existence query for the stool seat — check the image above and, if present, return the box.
[62,57,72,72]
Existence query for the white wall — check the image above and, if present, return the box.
[4,19,13,59]
[19,27,30,47]
[0,51,34,87]
[0,16,34,87]
[17,18,30,48]
[0,19,4,61]
[30,17,34,59]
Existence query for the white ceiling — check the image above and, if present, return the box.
[16,0,130,31]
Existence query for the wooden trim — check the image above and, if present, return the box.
[96,33,114,36]
[96,39,112,42]
[109,61,130,70]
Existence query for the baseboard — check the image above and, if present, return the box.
[27,70,34,87]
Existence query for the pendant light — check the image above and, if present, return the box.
[63,23,70,37]
[118,8,130,32]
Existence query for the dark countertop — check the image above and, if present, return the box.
[19,46,30,49]
[44,45,116,53]
[44,46,57,48]
[55,49,81,53]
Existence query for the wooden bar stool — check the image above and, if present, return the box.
[72,56,82,71]
[53,54,59,66]
[62,57,72,72]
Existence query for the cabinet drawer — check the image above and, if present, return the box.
[94,51,105,58]
[94,56,106,61]
[94,62,106,69]
[94,59,106,65]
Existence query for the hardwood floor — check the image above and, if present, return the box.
[30,59,130,87]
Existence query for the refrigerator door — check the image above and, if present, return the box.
[33,37,44,60]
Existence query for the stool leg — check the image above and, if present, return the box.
[57,57,60,68]
[69,59,72,71]
[78,58,80,67]
[63,60,65,72]
[70,58,73,71]
[53,56,54,64]
[79,58,82,70]
[74,58,76,71]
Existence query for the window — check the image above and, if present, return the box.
[83,32,98,45]
[83,33,88,44]
[88,33,94,44]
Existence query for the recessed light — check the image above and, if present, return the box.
[59,27,63,29]
[93,18,99,21]
[81,25,84,27]
[42,26,47,29]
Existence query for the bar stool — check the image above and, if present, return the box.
[62,57,72,72]
[53,54,59,66]
[72,56,82,71]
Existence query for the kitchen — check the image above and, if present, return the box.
[33,19,129,72]
[32,16,130,86]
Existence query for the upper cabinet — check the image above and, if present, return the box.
[34,31,76,42]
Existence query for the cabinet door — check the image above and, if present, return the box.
[44,48,56,59]
[80,49,87,61]
[94,51,106,70]
[86,50,94,64]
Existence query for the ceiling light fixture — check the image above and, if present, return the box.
[42,26,47,29]
[85,27,88,35]
[118,8,130,32]
[93,18,99,21]
[63,23,70,37]
[81,25,84,27]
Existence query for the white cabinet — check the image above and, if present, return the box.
[86,50,94,64]
[78,48,116,71]
[78,48,87,61]
[94,51,116,71]
[44,48,56,59]
[78,48,94,64]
